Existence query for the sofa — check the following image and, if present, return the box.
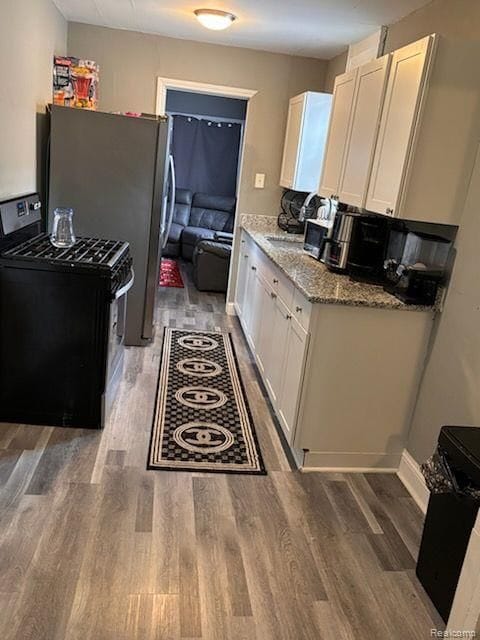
[164,189,236,261]
[193,233,234,292]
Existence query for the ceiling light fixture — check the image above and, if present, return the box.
[194,8,237,31]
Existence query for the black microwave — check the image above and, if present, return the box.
[303,218,331,260]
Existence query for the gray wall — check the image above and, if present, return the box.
[408,147,480,463]
[67,23,327,217]
[325,0,480,464]
[0,0,67,201]
[324,50,348,93]
[325,0,480,85]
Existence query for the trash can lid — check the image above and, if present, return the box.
[439,426,480,485]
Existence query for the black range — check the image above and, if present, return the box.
[0,193,134,428]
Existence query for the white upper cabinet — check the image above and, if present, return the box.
[366,35,436,217]
[318,68,358,199]
[338,54,391,207]
[280,91,333,193]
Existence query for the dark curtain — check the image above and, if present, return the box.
[171,115,242,197]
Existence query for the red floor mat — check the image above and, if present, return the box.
[159,258,184,288]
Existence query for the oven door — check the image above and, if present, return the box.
[106,268,134,392]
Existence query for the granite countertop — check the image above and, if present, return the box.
[240,214,439,312]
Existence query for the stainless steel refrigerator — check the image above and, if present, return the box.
[48,105,175,346]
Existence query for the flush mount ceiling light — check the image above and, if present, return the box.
[194,8,237,30]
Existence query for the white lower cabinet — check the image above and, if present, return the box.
[277,314,309,443]
[235,245,249,319]
[234,232,310,444]
[248,268,264,351]
[235,230,434,471]
[264,295,290,406]
[254,275,275,376]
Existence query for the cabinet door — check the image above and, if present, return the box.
[264,296,290,407]
[242,261,256,341]
[255,277,276,376]
[278,315,309,443]
[235,237,250,319]
[338,55,391,207]
[280,94,306,189]
[366,35,435,216]
[318,68,358,198]
[246,267,264,353]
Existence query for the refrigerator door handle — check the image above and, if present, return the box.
[163,155,176,249]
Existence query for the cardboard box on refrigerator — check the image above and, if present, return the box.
[53,56,99,110]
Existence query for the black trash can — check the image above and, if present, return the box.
[417,425,480,622]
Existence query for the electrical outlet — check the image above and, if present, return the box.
[255,173,265,189]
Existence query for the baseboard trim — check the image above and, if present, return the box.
[301,466,398,474]
[302,450,401,471]
[225,302,236,316]
[397,449,429,513]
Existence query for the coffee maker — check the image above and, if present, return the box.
[384,229,453,305]
[322,210,391,280]
[347,214,391,284]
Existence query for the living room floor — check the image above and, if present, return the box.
[0,262,443,639]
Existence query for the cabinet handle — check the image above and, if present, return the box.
[286,314,292,320]
[270,292,277,299]
[386,207,394,215]
[296,306,302,313]
[251,266,257,271]
[273,278,278,284]
[241,240,245,244]
[243,254,249,258]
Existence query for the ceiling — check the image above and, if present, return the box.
[53,0,433,59]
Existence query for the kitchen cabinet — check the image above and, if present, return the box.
[277,314,309,443]
[321,33,475,225]
[235,238,249,319]
[319,55,390,207]
[244,263,263,352]
[263,295,290,407]
[280,92,332,193]
[235,228,434,470]
[318,68,358,199]
[234,231,310,443]
[366,35,436,217]
[338,54,391,207]
[255,274,275,376]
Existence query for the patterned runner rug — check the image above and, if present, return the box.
[147,328,266,474]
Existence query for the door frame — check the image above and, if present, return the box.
[156,77,258,314]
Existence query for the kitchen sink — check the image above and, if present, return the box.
[265,236,303,250]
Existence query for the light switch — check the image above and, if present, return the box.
[255,173,265,189]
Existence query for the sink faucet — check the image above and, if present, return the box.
[299,191,317,222]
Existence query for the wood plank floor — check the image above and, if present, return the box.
[0,261,444,639]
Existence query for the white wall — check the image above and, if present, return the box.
[0,0,67,200]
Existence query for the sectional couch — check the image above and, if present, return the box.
[164,189,236,261]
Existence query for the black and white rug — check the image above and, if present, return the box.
[147,328,266,474]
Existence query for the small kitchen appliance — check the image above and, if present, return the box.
[322,210,356,272]
[278,189,322,234]
[383,229,453,305]
[0,193,133,428]
[346,214,391,284]
[303,197,336,260]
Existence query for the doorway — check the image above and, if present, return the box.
[166,90,246,199]
[156,78,256,308]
